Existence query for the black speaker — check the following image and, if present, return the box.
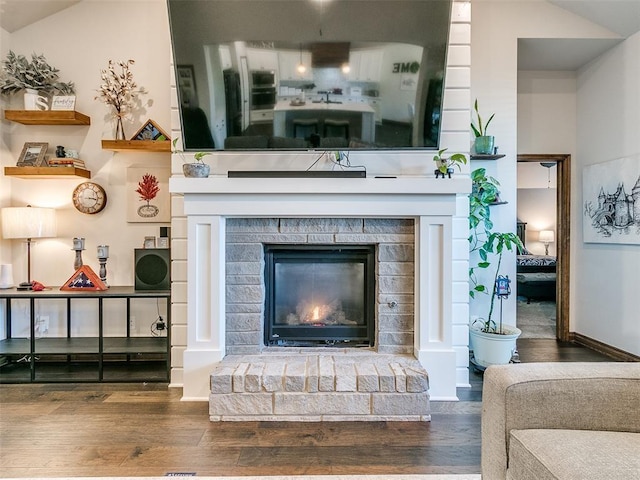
[135,248,170,290]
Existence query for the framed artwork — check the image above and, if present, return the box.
[144,236,156,248]
[17,142,48,167]
[583,155,640,245]
[131,119,169,141]
[51,95,76,110]
[126,166,170,223]
[177,65,196,107]
[60,265,107,291]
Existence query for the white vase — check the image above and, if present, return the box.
[23,88,49,110]
[469,324,521,368]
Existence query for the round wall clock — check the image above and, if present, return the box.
[72,182,107,214]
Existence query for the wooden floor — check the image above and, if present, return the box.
[0,339,615,478]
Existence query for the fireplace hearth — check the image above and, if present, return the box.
[264,245,375,347]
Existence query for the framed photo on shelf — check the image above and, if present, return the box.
[157,237,169,249]
[17,142,48,167]
[131,119,169,141]
[144,236,156,248]
[177,65,196,108]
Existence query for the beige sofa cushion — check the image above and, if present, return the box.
[506,429,640,480]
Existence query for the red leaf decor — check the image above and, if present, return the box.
[136,173,159,201]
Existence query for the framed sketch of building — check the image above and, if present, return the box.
[583,156,640,245]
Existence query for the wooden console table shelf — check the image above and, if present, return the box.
[102,140,171,152]
[4,166,91,179]
[0,287,170,383]
[4,110,91,125]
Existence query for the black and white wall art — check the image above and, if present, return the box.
[583,156,640,245]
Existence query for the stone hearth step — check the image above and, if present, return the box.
[209,353,430,421]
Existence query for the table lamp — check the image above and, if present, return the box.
[539,230,554,255]
[1,206,57,290]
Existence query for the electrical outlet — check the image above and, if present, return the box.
[129,315,136,332]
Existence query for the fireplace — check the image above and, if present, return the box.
[264,244,376,347]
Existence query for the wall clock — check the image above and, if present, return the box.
[72,182,107,214]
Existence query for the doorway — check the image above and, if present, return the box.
[517,154,570,341]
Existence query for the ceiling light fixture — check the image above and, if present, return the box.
[540,161,556,188]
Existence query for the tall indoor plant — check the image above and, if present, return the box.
[469,168,524,367]
[470,99,495,155]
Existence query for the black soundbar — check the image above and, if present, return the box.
[227,170,366,178]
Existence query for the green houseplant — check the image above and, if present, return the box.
[468,168,524,367]
[172,138,211,177]
[433,148,467,178]
[470,99,495,155]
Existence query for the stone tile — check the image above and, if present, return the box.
[378,262,415,276]
[245,363,264,392]
[274,392,370,415]
[318,355,335,392]
[375,363,397,392]
[232,363,249,392]
[335,363,357,392]
[306,355,319,392]
[226,218,279,232]
[226,243,263,262]
[378,243,414,262]
[371,392,430,415]
[226,284,263,304]
[210,365,235,393]
[364,218,415,233]
[356,363,379,392]
[227,313,262,331]
[210,393,274,415]
[263,362,285,392]
[390,362,407,392]
[284,361,307,392]
[280,218,363,233]
[378,313,414,332]
[378,276,414,294]
[405,366,429,393]
[226,262,263,276]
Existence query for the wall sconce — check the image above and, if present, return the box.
[539,230,555,255]
[1,206,57,289]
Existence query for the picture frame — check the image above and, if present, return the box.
[60,265,107,291]
[177,65,196,108]
[130,119,170,141]
[144,236,156,249]
[17,142,48,167]
[51,95,76,111]
[126,166,171,223]
[156,237,169,249]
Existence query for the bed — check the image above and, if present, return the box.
[516,221,556,303]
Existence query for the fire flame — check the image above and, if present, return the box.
[312,306,320,321]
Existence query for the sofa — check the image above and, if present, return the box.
[481,362,640,479]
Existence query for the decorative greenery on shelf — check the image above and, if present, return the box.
[95,59,146,140]
[470,99,495,138]
[172,138,211,164]
[469,168,523,333]
[433,148,467,176]
[0,51,75,95]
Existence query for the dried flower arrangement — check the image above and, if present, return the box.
[95,59,146,140]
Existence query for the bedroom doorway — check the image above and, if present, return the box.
[517,154,570,341]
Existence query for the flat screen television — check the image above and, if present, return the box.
[167,0,452,151]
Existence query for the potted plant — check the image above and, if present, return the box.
[0,51,75,109]
[172,138,211,177]
[433,148,467,178]
[468,167,524,368]
[470,99,495,155]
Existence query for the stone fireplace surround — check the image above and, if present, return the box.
[170,176,471,412]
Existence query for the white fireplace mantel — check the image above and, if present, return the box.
[170,175,471,401]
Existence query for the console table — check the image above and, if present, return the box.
[0,287,170,383]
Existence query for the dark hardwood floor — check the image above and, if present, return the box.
[0,340,616,478]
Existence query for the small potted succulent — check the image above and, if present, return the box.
[172,138,211,177]
[0,51,75,109]
[433,148,467,178]
[470,99,495,155]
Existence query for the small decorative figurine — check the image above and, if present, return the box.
[97,245,109,287]
[72,237,85,270]
[56,145,66,158]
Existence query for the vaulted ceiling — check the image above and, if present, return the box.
[1,0,639,71]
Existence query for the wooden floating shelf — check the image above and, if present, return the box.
[4,110,91,125]
[101,140,171,152]
[470,154,506,160]
[4,166,91,179]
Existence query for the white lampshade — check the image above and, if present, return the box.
[539,230,554,244]
[1,206,57,240]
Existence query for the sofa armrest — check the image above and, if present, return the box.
[481,362,640,480]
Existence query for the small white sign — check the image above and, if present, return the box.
[51,95,76,111]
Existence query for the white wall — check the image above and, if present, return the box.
[1,1,172,334]
[0,26,13,266]
[471,0,620,329]
[574,31,640,355]
[517,188,557,255]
